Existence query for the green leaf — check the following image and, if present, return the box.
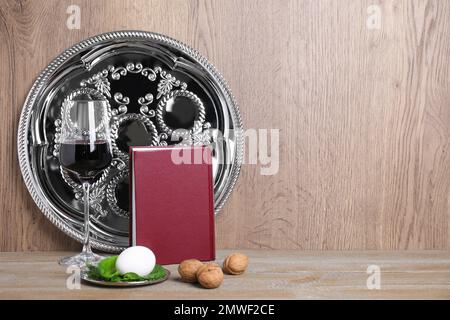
[86,264,102,280]
[122,272,142,281]
[97,256,119,280]
[143,265,166,281]
[109,274,122,282]
[85,256,167,283]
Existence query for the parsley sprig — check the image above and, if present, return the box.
[87,256,166,282]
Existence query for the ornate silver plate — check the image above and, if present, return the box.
[80,269,170,287]
[18,31,243,252]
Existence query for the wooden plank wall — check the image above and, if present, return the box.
[0,0,449,251]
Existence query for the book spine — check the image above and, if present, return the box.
[129,148,134,247]
[206,146,216,260]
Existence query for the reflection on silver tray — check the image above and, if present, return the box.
[18,31,243,252]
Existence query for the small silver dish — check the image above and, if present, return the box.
[80,268,170,287]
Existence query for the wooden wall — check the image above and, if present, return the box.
[1,0,449,251]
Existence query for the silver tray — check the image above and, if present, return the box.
[17,31,243,252]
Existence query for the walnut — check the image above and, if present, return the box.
[223,253,249,275]
[178,259,204,283]
[196,263,224,289]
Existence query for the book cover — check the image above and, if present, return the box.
[130,146,215,264]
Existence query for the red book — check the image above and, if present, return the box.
[129,146,215,265]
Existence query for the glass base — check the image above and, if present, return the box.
[59,251,103,268]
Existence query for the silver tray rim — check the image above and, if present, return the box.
[17,30,244,252]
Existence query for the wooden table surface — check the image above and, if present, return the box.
[0,250,449,299]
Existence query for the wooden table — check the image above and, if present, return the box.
[0,250,449,299]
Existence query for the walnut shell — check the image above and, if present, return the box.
[223,253,249,275]
[178,259,204,283]
[196,263,223,289]
[196,262,220,278]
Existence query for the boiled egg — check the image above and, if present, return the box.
[115,246,156,277]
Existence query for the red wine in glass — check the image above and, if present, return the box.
[59,140,112,181]
[58,98,112,268]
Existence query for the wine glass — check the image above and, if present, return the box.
[58,98,113,268]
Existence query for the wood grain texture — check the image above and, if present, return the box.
[0,250,449,299]
[0,0,450,251]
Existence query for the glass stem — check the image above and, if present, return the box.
[81,182,92,254]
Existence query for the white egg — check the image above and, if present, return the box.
[115,246,156,277]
